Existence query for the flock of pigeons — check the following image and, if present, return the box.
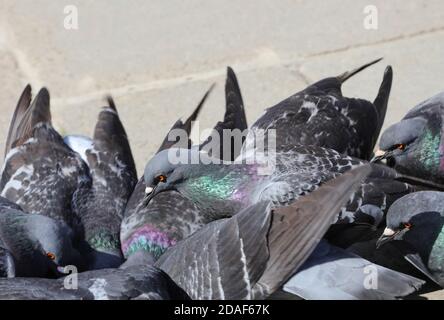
[0,58,443,300]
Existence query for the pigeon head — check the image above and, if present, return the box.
[377,191,444,251]
[27,214,83,269]
[375,93,444,185]
[143,148,204,206]
[0,211,84,277]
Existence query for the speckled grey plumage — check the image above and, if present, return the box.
[0,264,189,300]
[65,98,137,269]
[0,87,89,234]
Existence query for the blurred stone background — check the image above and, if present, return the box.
[0,0,443,299]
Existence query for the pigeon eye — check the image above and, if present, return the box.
[400,222,412,230]
[46,252,56,260]
[155,174,167,184]
[394,144,406,151]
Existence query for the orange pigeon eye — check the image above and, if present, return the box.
[403,222,412,230]
[156,175,167,183]
[46,252,56,260]
[395,144,406,151]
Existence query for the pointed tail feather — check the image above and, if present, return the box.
[157,84,215,153]
[9,88,51,150]
[200,67,248,160]
[93,96,137,178]
[337,58,383,83]
[373,66,393,144]
[225,66,247,131]
[4,85,32,157]
[183,83,215,135]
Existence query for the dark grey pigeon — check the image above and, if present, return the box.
[376,191,444,288]
[122,68,247,262]
[244,59,392,160]
[375,91,444,188]
[142,145,414,230]
[283,240,424,300]
[0,264,189,300]
[154,166,370,299]
[0,86,90,233]
[64,97,138,269]
[0,197,84,278]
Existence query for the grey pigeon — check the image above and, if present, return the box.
[377,191,444,288]
[375,91,444,189]
[244,59,392,160]
[283,240,424,300]
[0,264,189,300]
[64,97,138,269]
[122,68,247,262]
[0,86,90,233]
[153,166,370,299]
[142,145,413,228]
[0,197,84,278]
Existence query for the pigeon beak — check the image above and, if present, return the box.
[56,265,69,274]
[142,186,157,206]
[376,227,397,248]
[371,149,388,164]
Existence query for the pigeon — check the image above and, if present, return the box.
[282,240,424,300]
[0,196,84,278]
[0,86,90,233]
[121,68,247,262]
[375,91,444,188]
[244,59,392,160]
[142,145,413,227]
[376,191,444,288]
[64,97,138,269]
[154,166,371,299]
[121,84,214,263]
[0,264,189,300]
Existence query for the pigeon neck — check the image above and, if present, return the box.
[87,230,121,253]
[121,224,177,261]
[419,128,444,180]
[178,163,266,217]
